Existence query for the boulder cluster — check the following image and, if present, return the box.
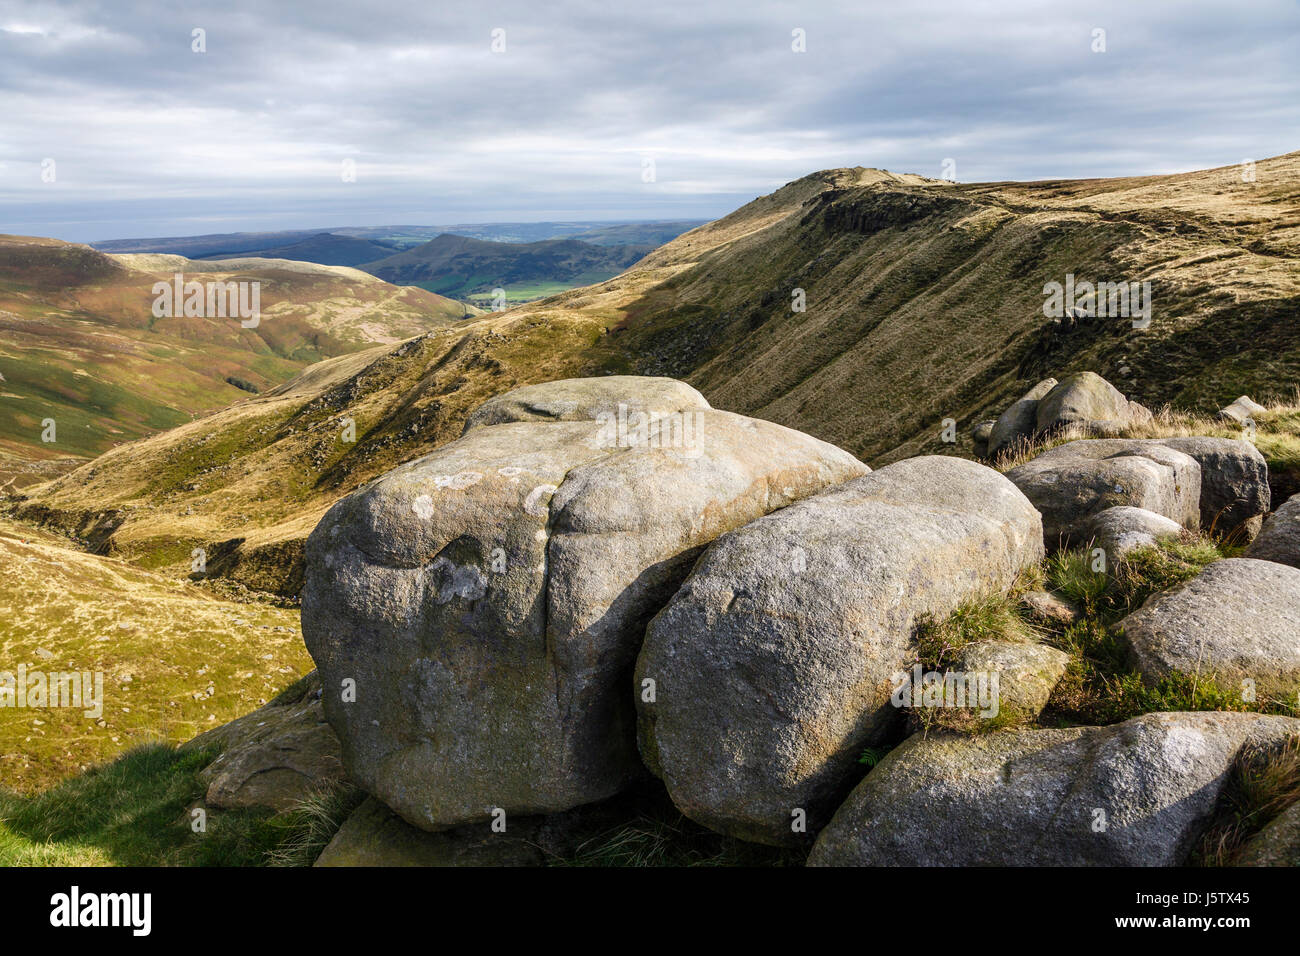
[197,373,1300,866]
[972,371,1154,460]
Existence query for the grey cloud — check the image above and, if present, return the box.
[0,0,1295,240]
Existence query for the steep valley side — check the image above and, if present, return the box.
[8,155,1299,595]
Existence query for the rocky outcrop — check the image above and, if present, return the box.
[184,672,345,812]
[981,373,1157,462]
[301,377,867,831]
[1005,439,1200,549]
[1245,493,1300,568]
[1217,395,1267,426]
[1034,371,1153,436]
[633,456,1043,846]
[1118,558,1300,696]
[987,378,1056,459]
[809,712,1300,866]
[1085,505,1183,560]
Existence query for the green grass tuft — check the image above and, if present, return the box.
[913,589,1039,672]
[1191,737,1300,866]
[0,743,355,867]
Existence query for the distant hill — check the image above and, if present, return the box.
[339,220,704,245]
[0,236,469,468]
[196,233,400,268]
[89,223,706,304]
[92,221,706,259]
[360,234,653,303]
[94,230,325,259]
[568,221,706,246]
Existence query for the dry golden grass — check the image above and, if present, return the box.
[991,399,1300,476]
[0,518,312,793]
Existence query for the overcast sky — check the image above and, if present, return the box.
[1,0,1296,242]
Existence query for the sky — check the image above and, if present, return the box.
[1,0,1297,242]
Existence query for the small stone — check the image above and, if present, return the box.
[1020,590,1080,625]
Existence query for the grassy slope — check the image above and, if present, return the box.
[624,154,1300,464]
[0,237,468,467]
[0,745,294,866]
[10,157,1300,594]
[0,518,312,794]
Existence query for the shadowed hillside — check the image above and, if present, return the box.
[10,155,1300,594]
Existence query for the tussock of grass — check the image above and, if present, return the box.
[993,423,1098,471]
[914,593,1039,671]
[1046,548,1110,612]
[1047,531,1224,620]
[1046,632,1254,727]
[265,784,365,867]
[1041,534,1297,726]
[907,584,1041,734]
[1192,737,1300,866]
[1103,533,1229,614]
[553,805,803,867]
[0,743,356,867]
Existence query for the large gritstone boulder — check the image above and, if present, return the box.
[1085,506,1183,560]
[1005,439,1200,549]
[462,375,709,433]
[1158,437,1269,541]
[987,378,1056,459]
[634,456,1043,847]
[1034,371,1153,435]
[1118,558,1300,697]
[1246,493,1300,568]
[301,377,867,830]
[809,712,1300,866]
